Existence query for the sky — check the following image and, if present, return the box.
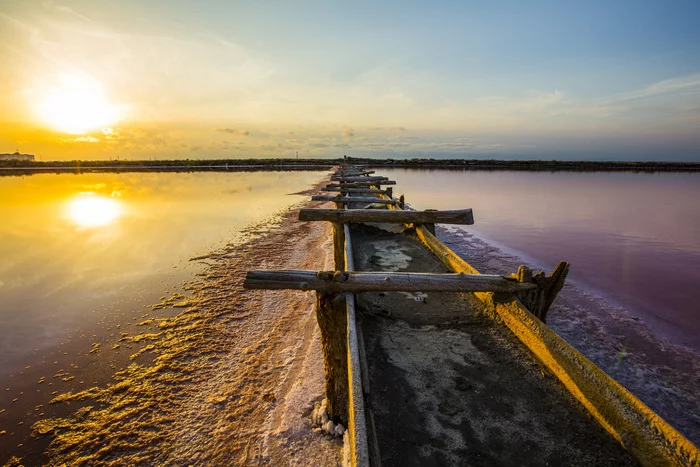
[1,0,699,161]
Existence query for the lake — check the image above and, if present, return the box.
[1,167,698,462]
[383,168,700,352]
[0,170,325,462]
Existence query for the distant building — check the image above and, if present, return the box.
[0,151,35,161]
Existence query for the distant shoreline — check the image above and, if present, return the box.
[1,157,699,175]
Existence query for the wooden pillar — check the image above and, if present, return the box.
[332,222,345,271]
[385,187,393,199]
[316,292,349,424]
[514,262,570,323]
[398,195,405,209]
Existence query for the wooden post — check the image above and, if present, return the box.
[332,222,345,271]
[386,187,393,198]
[299,208,474,225]
[398,195,405,209]
[513,262,570,323]
[316,292,349,425]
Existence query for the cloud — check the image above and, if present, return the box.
[310,142,329,148]
[609,74,700,103]
[215,128,250,136]
[42,1,93,22]
[368,127,407,131]
[341,126,354,138]
[59,136,100,143]
[101,127,120,140]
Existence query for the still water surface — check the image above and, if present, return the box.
[0,171,324,376]
[384,169,700,351]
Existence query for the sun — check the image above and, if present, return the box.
[66,193,122,229]
[37,74,121,134]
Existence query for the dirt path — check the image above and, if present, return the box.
[27,192,342,466]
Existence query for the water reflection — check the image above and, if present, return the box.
[383,169,700,350]
[0,171,324,375]
[66,193,122,229]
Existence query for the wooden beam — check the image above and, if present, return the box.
[316,292,349,424]
[244,270,535,293]
[326,180,396,187]
[511,262,570,323]
[311,195,397,205]
[299,208,474,225]
[321,187,389,194]
[330,176,389,182]
[334,170,375,177]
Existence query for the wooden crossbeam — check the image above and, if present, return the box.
[321,187,389,194]
[333,170,374,177]
[311,195,397,205]
[330,176,388,182]
[244,270,535,293]
[326,181,396,187]
[299,208,474,225]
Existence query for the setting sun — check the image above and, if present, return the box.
[36,74,121,134]
[66,193,122,228]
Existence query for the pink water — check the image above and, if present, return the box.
[384,169,700,352]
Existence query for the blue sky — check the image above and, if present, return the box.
[1,0,699,160]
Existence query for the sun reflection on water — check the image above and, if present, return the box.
[66,193,122,228]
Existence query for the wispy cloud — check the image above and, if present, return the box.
[215,128,250,136]
[368,127,407,131]
[42,1,93,22]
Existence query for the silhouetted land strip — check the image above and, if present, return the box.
[1,157,699,176]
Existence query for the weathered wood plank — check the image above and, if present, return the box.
[332,222,345,270]
[321,187,389,194]
[316,292,349,424]
[333,170,375,177]
[331,176,387,183]
[326,181,397,187]
[299,208,474,225]
[244,270,536,293]
[312,195,397,205]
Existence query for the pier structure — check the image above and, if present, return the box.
[245,164,699,466]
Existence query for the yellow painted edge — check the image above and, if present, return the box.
[414,225,700,467]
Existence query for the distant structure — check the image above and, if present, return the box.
[0,150,35,161]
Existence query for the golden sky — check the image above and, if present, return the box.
[1,1,699,161]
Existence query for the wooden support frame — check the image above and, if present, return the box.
[330,175,387,182]
[299,208,474,225]
[321,187,390,195]
[510,263,570,323]
[315,292,349,424]
[326,181,397,187]
[311,195,397,205]
[244,270,536,293]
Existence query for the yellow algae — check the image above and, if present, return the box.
[3,456,22,467]
[31,200,341,467]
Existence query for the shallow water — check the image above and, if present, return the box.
[384,169,700,352]
[0,170,325,463]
